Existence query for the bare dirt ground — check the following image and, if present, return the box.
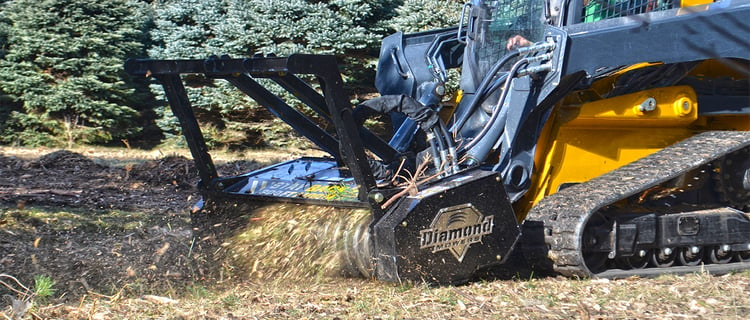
[0,148,260,295]
[1,147,749,319]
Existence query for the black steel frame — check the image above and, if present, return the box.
[125,54,396,202]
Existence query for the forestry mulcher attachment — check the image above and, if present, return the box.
[126,0,750,283]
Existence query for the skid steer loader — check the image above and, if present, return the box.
[125,0,750,284]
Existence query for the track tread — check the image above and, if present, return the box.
[526,131,750,278]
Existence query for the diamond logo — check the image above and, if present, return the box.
[419,203,494,262]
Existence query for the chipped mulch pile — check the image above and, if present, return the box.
[0,150,199,213]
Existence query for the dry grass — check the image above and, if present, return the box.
[31,272,750,319]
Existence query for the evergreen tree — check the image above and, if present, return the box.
[149,0,399,58]
[147,0,400,147]
[0,0,149,146]
[0,1,12,129]
[147,0,265,144]
[390,0,464,33]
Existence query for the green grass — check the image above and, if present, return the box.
[220,293,240,308]
[33,275,56,304]
[186,285,211,299]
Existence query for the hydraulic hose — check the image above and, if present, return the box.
[435,127,449,169]
[353,94,441,180]
[426,129,443,172]
[459,57,529,163]
[451,41,556,134]
[424,121,459,177]
[451,50,520,134]
[439,120,458,173]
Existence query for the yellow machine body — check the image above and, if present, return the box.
[517,60,750,217]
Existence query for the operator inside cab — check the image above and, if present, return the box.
[454,0,668,142]
[453,0,547,141]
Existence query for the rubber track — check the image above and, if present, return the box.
[525,131,750,278]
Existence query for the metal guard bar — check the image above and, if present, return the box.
[125,54,391,201]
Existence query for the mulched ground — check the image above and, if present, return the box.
[3,149,750,320]
[0,150,262,300]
